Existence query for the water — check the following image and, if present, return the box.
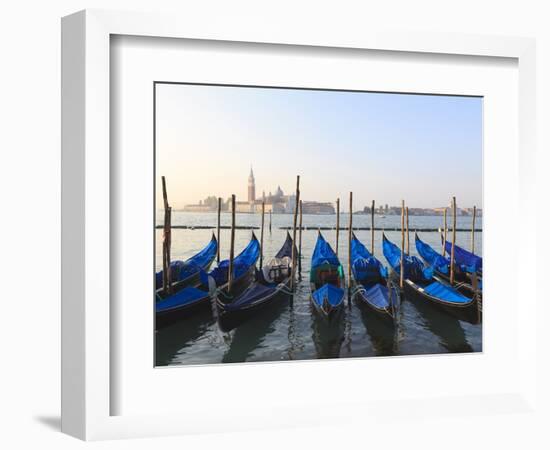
[155,212,482,366]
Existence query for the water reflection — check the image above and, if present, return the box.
[357,304,398,356]
[405,295,473,353]
[310,305,346,359]
[221,299,288,363]
[155,309,214,366]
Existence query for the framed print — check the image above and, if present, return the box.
[152,83,483,367]
[61,9,538,441]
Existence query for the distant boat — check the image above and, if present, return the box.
[350,233,400,324]
[382,234,480,324]
[155,233,259,329]
[155,233,217,291]
[415,233,482,299]
[309,232,345,322]
[216,232,295,331]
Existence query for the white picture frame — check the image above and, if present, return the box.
[61,9,538,441]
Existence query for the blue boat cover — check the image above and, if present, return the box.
[312,283,345,308]
[444,240,483,273]
[275,232,295,259]
[223,234,294,311]
[423,281,471,304]
[415,234,449,274]
[362,284,391,309]
[311,232,341,269]
[156,235,218,288]
[351,235,388,283]
[156,286,209,312]
[382,235,433,281]
[207,234,260,286]
[223,283,275,311]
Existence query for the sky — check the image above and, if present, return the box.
[155,83,482,210]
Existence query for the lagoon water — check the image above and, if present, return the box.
[155,212,482,366]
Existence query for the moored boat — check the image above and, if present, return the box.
[207,232,260,296]
[155,233,218,291]
[155,233,259,329]
[350,233,400,324]
[415,233,482,299]
[382,234,481,324]
[442,236,483,277]
[309,232,345,322]
[216,232,295,331]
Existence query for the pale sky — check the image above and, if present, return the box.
[155,83,482,210]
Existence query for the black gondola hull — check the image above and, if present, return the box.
[216,266,259,305]
[155,271,202,301]
[403,279,481,324]
[311,302,344,323]
[432,270,482,302]
[156,265,256,328]
[217,278,292,331]
[155,293,212,329]
[352,279,398,325]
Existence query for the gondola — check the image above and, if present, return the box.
[155,233,259,329]
[155,233,218,291]
[350,233,400,324]
[309,232,345,322]
[207,232,260,295]
[216,232,295,331]
[382,234,481,324]
[415,233,482,299]
[442,236,483,277]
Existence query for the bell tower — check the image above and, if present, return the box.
[248,167,256,203]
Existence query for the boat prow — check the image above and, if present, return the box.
[312,283,345,321]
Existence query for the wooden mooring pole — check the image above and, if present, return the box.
[161,176,173,296]
[290,176,300,292]
[450,196,457,285]
[406,206,410,255]
[400,200,405,290]
[260,201,265,269]
[442,207,447,256]
[471,205,477,254]
[335,198,340,257]
[216,197,221,263]
[371,200,375,255]
[348,192,353,302]
[298,200,303,276]
[269,210,272,234]
[228,194,236,292]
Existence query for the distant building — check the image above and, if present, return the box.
[432,207,448,216]
[465,207,482,216]
[257,184,295,213]
[184,167,334,214]
[248,167,256,203]
[235,201,255,213]
[302,201,335,214]
[183,203,213,212]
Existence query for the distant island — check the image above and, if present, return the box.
[181,167,481,217]
[182,168,335,214]
[358,205,481,217]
